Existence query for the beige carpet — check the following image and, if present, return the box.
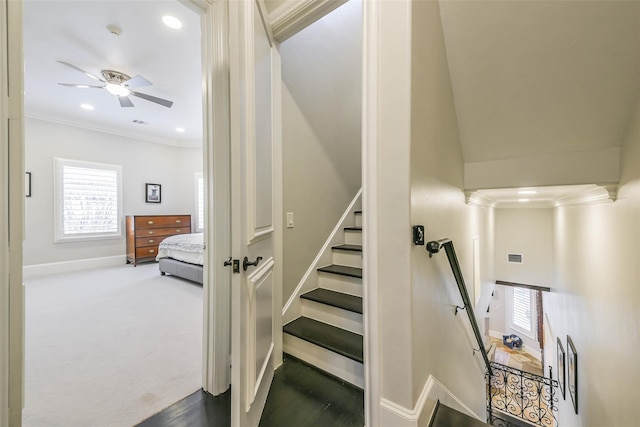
[22,263,203,427]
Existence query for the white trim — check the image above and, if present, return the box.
[4,0,24,424]
[379,375,483,427]
[271,42,284,369]
[197,0,231,396]
[281,188,362,322]
[22,255,125,279]
[25,113,201,149]
[362,0,380,424]
[269,0,348,42]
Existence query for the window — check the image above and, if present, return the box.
[511,287,534,333]
[54,158,123,242]
[195,173,204,232]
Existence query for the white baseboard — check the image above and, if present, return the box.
[23,255,126,279]
[379,375,483,427]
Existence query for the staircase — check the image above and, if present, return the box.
[283,210,364,388]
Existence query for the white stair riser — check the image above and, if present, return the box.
[284,334,364,389]
[301,299,363,335]
[332,250,362,268]
[318,273,362,297]
[344,230,362,245]
[355,213,362,227]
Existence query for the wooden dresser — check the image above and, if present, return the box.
[126,215,191,266]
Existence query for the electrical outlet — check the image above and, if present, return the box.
[287,212,294,228]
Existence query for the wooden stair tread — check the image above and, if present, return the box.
[332,244,362,252]
[317,264,362,278]
[283,317,363,363]
[301,288,362,314]
[431,402,491,427]
[344,226,362,231]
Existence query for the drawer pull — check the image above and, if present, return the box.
[176,219,182,223]
[148,239,155,244]
[147,220,154,225]
[176,229,181,233]
[149,249,155,253]
[148,231,155,235]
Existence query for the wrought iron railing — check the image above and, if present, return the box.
[487,362,558,427]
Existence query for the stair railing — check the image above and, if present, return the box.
[426,239,492,376]
[487,362,559,427]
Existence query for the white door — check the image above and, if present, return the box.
[229,1,276,426]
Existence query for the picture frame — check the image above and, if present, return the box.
[25,172,32,197]
[145,183,161,203]
[557,337,566,399]
[567,335,578,414]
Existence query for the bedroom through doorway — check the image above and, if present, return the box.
[21,1,208,425]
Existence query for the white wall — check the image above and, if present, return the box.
[544,95,640,426]
[280,0,362,305]
[24,118,202,266]
[407,1,494,417]
[495,208,554,286]
[490,208,553,353]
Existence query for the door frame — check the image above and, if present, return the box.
[1,0,25,425]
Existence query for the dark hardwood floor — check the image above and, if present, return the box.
[135,355,364,427]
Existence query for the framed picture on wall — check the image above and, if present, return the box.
[567,335,578,413]
[145,183,161,203]
[557,337,566,399]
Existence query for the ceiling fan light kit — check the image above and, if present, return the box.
[57,60,174,108]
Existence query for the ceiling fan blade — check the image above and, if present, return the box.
[58,83,104,89]
[123,75,152,89]
[131,91,173,108]
[118,96,135,108]
[57,60,105,82]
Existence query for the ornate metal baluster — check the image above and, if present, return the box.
[487,362,559,427]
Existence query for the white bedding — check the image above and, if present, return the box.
[155,233,204,266]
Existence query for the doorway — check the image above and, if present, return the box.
[20,1,209,425]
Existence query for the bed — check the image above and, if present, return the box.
[156,232,204,284]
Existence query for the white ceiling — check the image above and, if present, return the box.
[439,0,640,164]
[24,0,203,147]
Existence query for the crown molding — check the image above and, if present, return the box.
[270,0,347,42]
[464,190,496,207]
[554,183,618,207]
[25,114,202,149]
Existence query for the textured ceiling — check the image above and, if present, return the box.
[23,0,203,147]
[439,0,640,164]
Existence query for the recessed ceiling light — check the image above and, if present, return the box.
[162,15,182,29]
[518,190,538,195]
[176,127,185,133]
[81,104,94,110]
[518,198,530,203]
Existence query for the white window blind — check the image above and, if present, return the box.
[55,158,123,242]
[195,173,204,231]
[512,287,532,332]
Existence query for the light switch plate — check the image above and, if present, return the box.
[287,212,294,228]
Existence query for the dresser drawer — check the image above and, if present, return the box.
[136,246,159,258]
[135,226,191,238]
[136,236,170,248]
[135,215,190,229]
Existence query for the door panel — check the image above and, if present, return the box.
[230,1,276,426]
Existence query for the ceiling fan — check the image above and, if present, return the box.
[57,60,174,108]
